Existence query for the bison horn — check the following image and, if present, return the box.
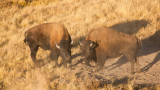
[71,40,73,44]
[79,42,82,46]
[55,42,60,49]
[90,41,93,47]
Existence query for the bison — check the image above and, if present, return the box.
[24,23,72,67]
[80,27,141,74]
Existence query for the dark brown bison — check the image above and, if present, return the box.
[24,23,72,67]
[80,27,141,74]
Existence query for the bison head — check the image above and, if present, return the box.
[55,40,71,62]
[80,40,98,64]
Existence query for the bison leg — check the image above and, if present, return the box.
[62,58,67,68]
[61,56,71,68]
[29,44,39,64]
[98,60,105,72]
[95,57,105,72]
[131,60,135,74]
[85,59,90,66]
[135,57,140,73]
[125,54,136,74]
[50,51,59,67]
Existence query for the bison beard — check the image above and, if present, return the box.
[80,40,98,65]
[55,40,71,66]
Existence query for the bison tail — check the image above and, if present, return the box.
[24,31,27,44]
[24,38,26,43]
[137,38,142,49]
[69,34,72,43]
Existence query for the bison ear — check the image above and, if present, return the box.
[55,42,60,49]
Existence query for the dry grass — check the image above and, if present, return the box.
[0,0,160,90]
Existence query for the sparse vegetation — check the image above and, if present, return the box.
[0,0,160,90]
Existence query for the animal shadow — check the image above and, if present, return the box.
[109,30,160,72]
[106,56,128,71]
[34,58,53,68]
[140,30,160,71]
[110,19,148,34]
[71,53,81,60]
[141,52,160,72]
[94,75,130,87]
[107,20,160,72]
[112,76,129,85]
[70,58,83,67]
